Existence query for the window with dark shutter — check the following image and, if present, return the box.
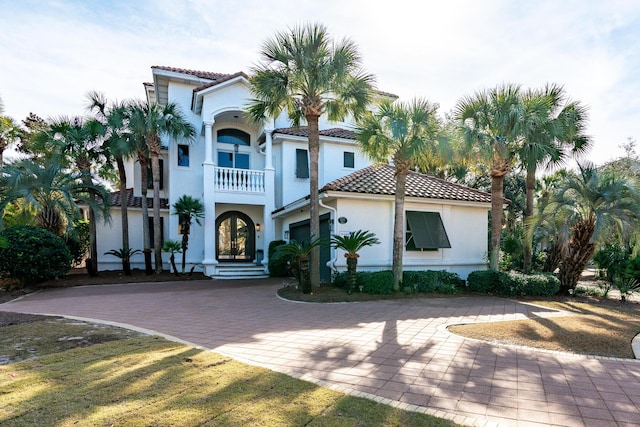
[296,149,309,179]
[147,159,164,190]
[405,211,451,251]
[148,217,165,247]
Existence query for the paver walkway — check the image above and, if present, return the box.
[2,279,640,426]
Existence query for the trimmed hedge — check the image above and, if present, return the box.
[467,269,560,296]
[268,240,289,277]
[0,225,72,287]
[334,269,462,295]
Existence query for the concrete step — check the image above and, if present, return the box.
[213,264,269,280]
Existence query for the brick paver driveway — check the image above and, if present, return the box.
[2,279,640,426]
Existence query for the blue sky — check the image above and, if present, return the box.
[1,0,639,164]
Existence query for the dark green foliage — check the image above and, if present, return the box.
[467,270,501,293]
[268,240,289,277]
[467,269,560,296]
[593,244,629,282]
[359,271,394,294]
[64,220,90,267]
[402,270,462,293]
[0,225,72,287]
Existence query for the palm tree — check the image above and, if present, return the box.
[46,116,110,275]
[276,236,323,294]
[88,92,136,274]
[356,98,443,290]
[454,84,525,271]
[172,195,205,273]
[247,22,375,289]
[330,230,380,293]
[127,100,195,273]
[542,164,640,294]
[0,97,22,167]
[0,156,110,238]
[162,240,182,276]
[518,84,591,271]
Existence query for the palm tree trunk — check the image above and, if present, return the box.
[299,255,311,294]
[346,255,358,294]
[181,232,189,273]
[150,151,163,273]
[307,114,321,288]
[138,153,153,275]
[80,170,99,277]
[543,240,562,273]
[522,167,536,272]
[116,157,131,275]
[392,168,408,291]
[558,217,596,294]
[489,159,510,271]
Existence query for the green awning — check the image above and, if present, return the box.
[406,211,451,249]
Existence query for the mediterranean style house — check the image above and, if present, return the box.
[95,66,492,280]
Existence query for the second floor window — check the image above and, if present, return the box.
[218,151,249,169]
[177,145,189,167]
[296,148,309,179]
[343,151,355,168]
[217,129,250,146]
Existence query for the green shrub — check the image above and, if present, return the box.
[593,244,629,282]
[403,270,462,294]
[64,220,90,267]
[359,271,394,294]
[521,273,560,296]
[333,271,348,288]
[268,240,289,277]
[0,225,72,287]
[467,270,501,293]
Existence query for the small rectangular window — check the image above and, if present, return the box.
[177,145,189,167]
[343,151,355,168]
[405,211,451,251]
[296,149,309,179]
[148,217,165,247]
[147,159,164,190]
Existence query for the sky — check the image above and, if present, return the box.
[1,0,639,165]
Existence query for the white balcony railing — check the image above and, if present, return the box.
[214,167,265,193]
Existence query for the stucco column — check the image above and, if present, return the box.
[202,119,217,276]
[204,120,214,165]
[262,127,275,273]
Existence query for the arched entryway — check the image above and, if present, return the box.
[216,211,255,262]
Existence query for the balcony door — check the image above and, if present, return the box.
[216,211,255,262]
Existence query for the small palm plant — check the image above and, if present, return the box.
[276,236,323,294]
[162,240,182,275]
[172,195,205,273]
[331,230,380,293]
[104,247,142,276]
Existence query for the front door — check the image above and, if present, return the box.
[216,211,255,262]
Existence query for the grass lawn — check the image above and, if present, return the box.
[0,320,456,427]
[448,298,640,358]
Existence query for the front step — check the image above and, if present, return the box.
[213,264,269,280]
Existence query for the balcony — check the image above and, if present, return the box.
[214,167,265,193]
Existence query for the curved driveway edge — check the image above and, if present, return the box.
[2,279,640,427]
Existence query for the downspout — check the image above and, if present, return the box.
[319,196,338,275]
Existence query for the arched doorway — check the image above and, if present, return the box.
[216,211,255,262]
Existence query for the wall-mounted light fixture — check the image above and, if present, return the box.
[284,230,289,239]
[256,223,261,232]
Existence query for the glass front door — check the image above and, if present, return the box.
[216,212,255,262]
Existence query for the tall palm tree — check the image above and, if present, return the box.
[542,164,640,294]
[247,23,375,288]
[0,156,110,237]
[356,98,444,290]
[454,84,525,270]
[330,229,380,293]
[127,100,195,273]
[88,92,136,274]
[47,116,109,275]
[172,195,205,273]
[0,97,22,167]
[519,84,591,271]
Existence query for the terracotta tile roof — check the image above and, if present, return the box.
[193,71,249,92]
[321,164,492,203]
[151,65,233,81]
[274,126,356,140]
[109,189,169,209]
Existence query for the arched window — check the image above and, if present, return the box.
[217,129,250,146]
